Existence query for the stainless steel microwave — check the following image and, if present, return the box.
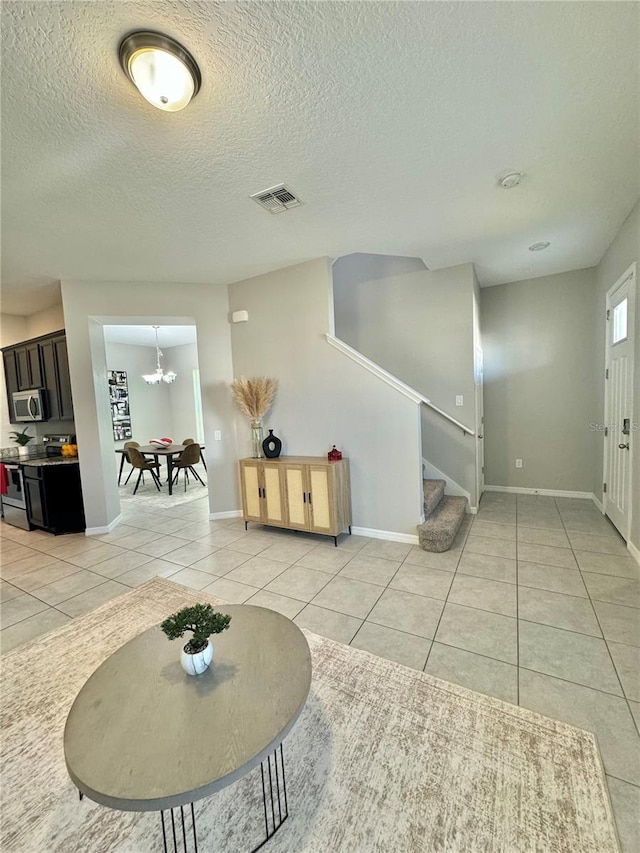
[12,389,48,422]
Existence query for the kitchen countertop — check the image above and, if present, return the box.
[0,451,79,467]
[21,457,79,467]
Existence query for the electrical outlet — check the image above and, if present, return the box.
[214,430,222,441]
[456,395,464,407]
[515,459,523,469]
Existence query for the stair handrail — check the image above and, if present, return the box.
[325,334,475,436]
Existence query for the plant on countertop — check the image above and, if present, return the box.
[161,603,231,654]
[230,376,278,419]
[10,428,33,446]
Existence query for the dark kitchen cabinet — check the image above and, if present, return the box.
[15,343,42,390]
[40,335,74,421]
[23,463,85,534]
[3,351,19,400]
[2,330,73,424]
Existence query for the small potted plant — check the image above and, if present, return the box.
[10,428,34,457]
[161,603,231,676]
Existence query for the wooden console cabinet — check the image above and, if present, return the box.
[239,456,351,545]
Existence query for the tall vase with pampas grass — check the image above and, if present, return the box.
[230,377,278,458]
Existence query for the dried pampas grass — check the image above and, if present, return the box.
[230,377,278,419]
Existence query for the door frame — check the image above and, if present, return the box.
[602,262,636,541]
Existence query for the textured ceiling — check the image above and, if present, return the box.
[1,1,638,314]
[104,324,196,347]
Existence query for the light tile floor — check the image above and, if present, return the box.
[1,491,639,850]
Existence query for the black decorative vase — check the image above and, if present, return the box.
[262,430,282,459]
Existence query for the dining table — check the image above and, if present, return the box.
[116,444,206,496]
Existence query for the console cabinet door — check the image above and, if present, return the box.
[283,464,310,531]
[262,463,286,525]
[240,461,262,522]
[308,465,335,534]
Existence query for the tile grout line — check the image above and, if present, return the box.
[421,519,469,673]
[556,501,640,739]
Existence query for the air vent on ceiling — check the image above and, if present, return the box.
[250,184,303,214]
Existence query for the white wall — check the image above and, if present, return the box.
[60,282,236,530]
[229,258,423,537]
[333,255,478,503]
[593,200,640,550]
[105,342,172,448]
[166,343,200,444]
[481,268,598,492]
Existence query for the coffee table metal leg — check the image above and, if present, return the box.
[157,744,287,853]
[160,803,197,853]
[252,743,288,853]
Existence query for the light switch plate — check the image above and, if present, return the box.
[456,395,464,406]
[515,459,523,468]
[214,430,222,441]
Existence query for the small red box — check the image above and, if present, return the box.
[327,445,342,462]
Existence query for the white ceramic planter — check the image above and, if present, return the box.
[180,641,213,676]
[17,446,30,457]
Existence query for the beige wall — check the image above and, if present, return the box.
[481,268,598,492]
[60,282,236,530]
[333,255,478,503]
[593,200,640,550]
[25,304,65,339]
[229,258,423,537]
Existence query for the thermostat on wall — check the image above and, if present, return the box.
[231,310,249,323]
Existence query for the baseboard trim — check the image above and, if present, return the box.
[351,526,419,545]
[209,510,243,520]
[85,513,122,536]
[592,494,604,513]
[483,486,594,500]
[628,539,640,566]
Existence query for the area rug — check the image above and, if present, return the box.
[1,579,619,852]
[118,482,208,510]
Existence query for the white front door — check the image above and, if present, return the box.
[604,264,636,540]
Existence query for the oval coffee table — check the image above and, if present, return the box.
[64,605,312,853]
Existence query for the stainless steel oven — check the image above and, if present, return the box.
[2,463,30,530]
[12,389,47,422]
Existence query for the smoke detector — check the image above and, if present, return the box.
[250,184,303,214]
[529,241,550,252]
[498,171,523,189]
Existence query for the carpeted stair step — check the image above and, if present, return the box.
[417,495,468,553]
[423,479,446,518]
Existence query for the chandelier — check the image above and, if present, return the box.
[142,326,177,385]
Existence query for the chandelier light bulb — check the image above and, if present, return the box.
[142,327,177,385]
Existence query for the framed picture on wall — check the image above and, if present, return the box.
[108,370,132,440]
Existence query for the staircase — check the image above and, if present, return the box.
[418,479,468,552]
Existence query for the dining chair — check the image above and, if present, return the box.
[123,441,141,486]
[171,443,206,491]
[181,438,207,471]
[127,447,163,494]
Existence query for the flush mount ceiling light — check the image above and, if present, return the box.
[498,171,524,189]
[118,31,201,112]
[529,241,551,252]
[142,326,177,385]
